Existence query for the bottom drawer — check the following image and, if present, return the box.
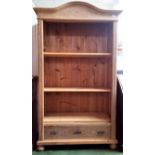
[44,124,111,140]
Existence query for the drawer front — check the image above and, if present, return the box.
[44,124,111,139]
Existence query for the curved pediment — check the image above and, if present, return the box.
[34,1,122,21]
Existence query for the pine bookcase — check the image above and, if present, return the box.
[34,1,122,150]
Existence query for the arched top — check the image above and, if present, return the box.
[33,1,122,22]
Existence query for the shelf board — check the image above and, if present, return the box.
[44,87,111,93]
[44,52,112,57]
[37,138,117,145]
[44,113,110,125]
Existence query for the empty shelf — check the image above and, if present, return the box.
[44,113,110,125]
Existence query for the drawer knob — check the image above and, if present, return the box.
[50,131,57,135]
[97,131,105,135]
[73,130,82,135]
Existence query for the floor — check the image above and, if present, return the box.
[33,145,123,155]
[33,149,122,155]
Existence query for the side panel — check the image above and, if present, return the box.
[38,19,44,140]
[111,21,117,140]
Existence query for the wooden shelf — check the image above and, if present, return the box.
[44,113,110,125]
[44,87,111,93]
[37,139,117,145]
[44,52,112,57]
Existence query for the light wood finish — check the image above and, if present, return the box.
[38,19,44,140]
[44,88,111,92]
[37,146,44,151]
[44,124,111,140]
[34,1,121,149]
[43,22,113,53]
[44,93,111,114]
[44,52,112,57]
[44,113,110,125]
[111,22,117,140]
[34,1,121,22]
[37,139,117,145]
[110,144,117,150]
[44,57,111,88]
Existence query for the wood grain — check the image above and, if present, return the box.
[44,93,111,114]
[44,22,113,53]
[44,52,112,57]
[38,19,44,140]
[37,139,117,145]
[44,113,110,124]
[34,1,121,147]
[111,21,117,139]
[44,88,111,92]
[44,124,111,139]
[33,1,121,21]
[44,58,111,88]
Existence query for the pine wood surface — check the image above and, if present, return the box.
[44,123,111,140]
[34,1,121,21]
[37,139,117,145]
[34,1,122,148]
[44,57,111,88]
[44,52,112,57]
[44,93,111,114]
[44,113,110,124]
[44,22,113,53]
